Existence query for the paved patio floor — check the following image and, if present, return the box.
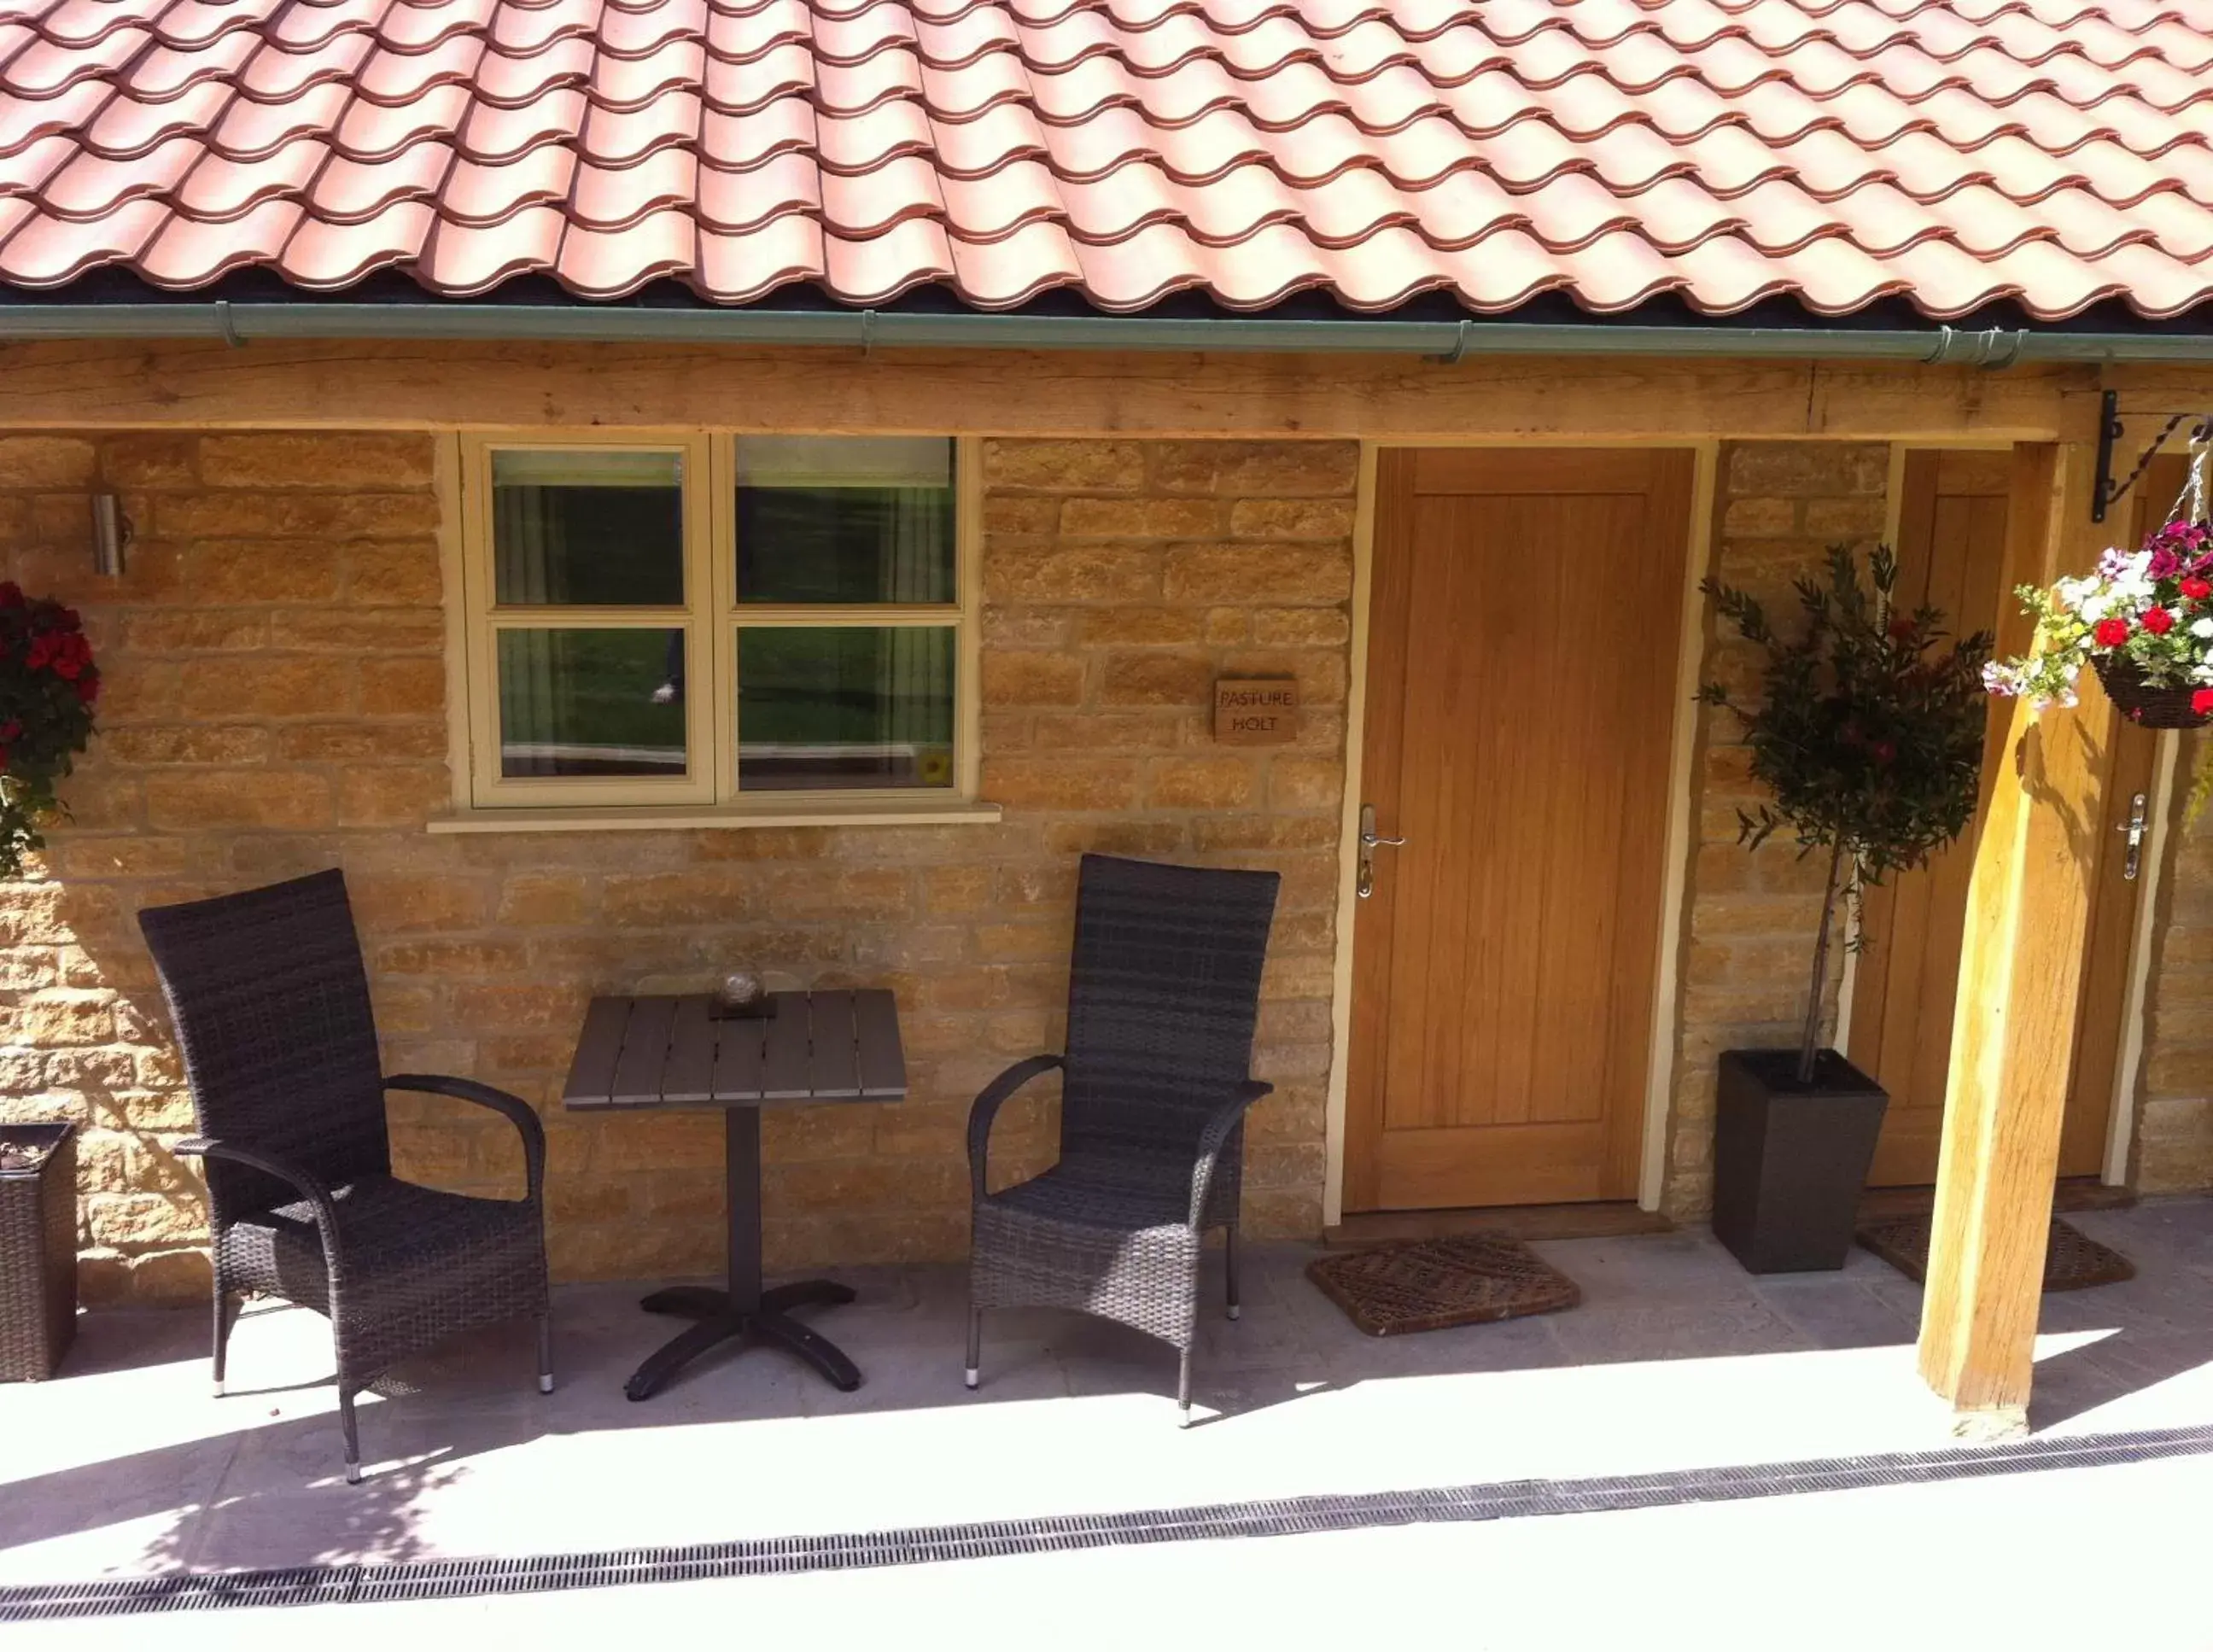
[5,1200,2213,1598]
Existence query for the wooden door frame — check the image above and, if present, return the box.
[1831,441,2182,1190]
[1320,439,1719,1223]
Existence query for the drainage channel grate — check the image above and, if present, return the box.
[7,1421,2211,1622]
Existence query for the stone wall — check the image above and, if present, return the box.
[1662,441,1893,1219]
[0,432,1355,1301]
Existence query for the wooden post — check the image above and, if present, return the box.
[1918,441,2115,1433]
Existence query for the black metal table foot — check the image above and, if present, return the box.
[641,1285,729,1320]
[625,1278,864,1400]
[756,1311,862,1391]
[625,1314,745,1402]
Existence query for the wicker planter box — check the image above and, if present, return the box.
[0,1121,77,1381]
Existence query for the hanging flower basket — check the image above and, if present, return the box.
[1984,519,2213,729]
[0,583,99,879]
[2092,652,2213,729]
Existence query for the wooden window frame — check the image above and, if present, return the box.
[450,431,987,826]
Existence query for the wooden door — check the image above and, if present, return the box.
[1851,451,2169,1186]
[1345,448,1696,1211]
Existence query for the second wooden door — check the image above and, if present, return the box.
[1849,450,2165,1186]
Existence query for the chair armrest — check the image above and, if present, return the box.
[966,1054,1065,1200]
[173,1135,343,1267]
[1187,1079,1273,1229]
[384,1075,546,1203]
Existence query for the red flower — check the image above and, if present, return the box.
[2182,578,2211,602]
[2196,690,2213,716]
[1872,741,1896,764]
[2145,607,2177,635]
[0,721,23,743]
[2094,617,2131,647]
[74,674,97,704]
[1887,617,1918,640]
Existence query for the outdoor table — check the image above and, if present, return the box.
[561,989,907,1402]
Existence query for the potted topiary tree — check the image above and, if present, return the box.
[1697,545,1992,1273]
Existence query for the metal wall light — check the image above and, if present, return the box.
[90,494,131,578]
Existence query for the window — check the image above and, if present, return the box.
[454,435,983,822]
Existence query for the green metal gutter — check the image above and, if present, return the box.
[1,302,2212,365]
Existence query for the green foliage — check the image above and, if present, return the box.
[1701,546,1994,880]
[1698,546,1993,1075]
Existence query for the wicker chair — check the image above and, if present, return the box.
[137,870,551,1484]
[966,854,1281,1422]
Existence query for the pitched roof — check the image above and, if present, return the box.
[0,0,2210,322]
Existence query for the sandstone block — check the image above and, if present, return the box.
[1101,651,1212,706]
[985,546,1161,604]
[0,436,96,488]
[984,440,1146,493]
[199,435,436,491]
[1147,756,1254,808]
[359,656,447,715]
[144,770,332,830]
[983,757,1141,812]
[983,651,1086,706]
[1164,542,1352,604]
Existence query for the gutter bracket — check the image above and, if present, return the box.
[1921,325,2028,368]
[1427,319,1472,365]
[860,308,874,357]
[1977,328,2027,370]
[213,300,242,349]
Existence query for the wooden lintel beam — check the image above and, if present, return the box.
[0,340,2095,442]
[1918,440,2114,1432]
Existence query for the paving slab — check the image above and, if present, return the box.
[2,1203,2209,1586]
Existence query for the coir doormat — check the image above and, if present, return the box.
[1855,1215,2135,1292]
[1307,1233,1581,1336]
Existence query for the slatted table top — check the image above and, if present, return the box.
[562,989,907,1112]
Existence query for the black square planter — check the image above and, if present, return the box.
[0,1121,77,1381]
[1711,1049,1888,1275]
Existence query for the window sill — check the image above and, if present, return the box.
[426,799,1004,834]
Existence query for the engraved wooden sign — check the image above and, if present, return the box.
[1214,677,1299,744]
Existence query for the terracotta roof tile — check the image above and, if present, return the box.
[175,139,328,219]
[4,0,2213,319]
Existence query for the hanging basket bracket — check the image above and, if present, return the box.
[2093,390,2213,525]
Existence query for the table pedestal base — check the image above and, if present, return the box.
[624,1280,862,1402]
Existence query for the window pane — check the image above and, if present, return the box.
[737,627,955,791]
[498,628,687,778]
[492,449,684,606]
[735,436,955,604]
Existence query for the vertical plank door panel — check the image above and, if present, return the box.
[1857,452,2169,1188]
[1346,447,1693,1211]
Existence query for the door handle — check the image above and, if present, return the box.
[2118,791,2148,881]
[1357,804,1405,899]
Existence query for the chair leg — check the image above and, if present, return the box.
[1224,1225,1241,1322]
[536,1311,554,1395]
[338,1385,363,1486]
[210,1282,237,1398]
[964,1305,982,1390]
[1177,1349,1193,1427]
